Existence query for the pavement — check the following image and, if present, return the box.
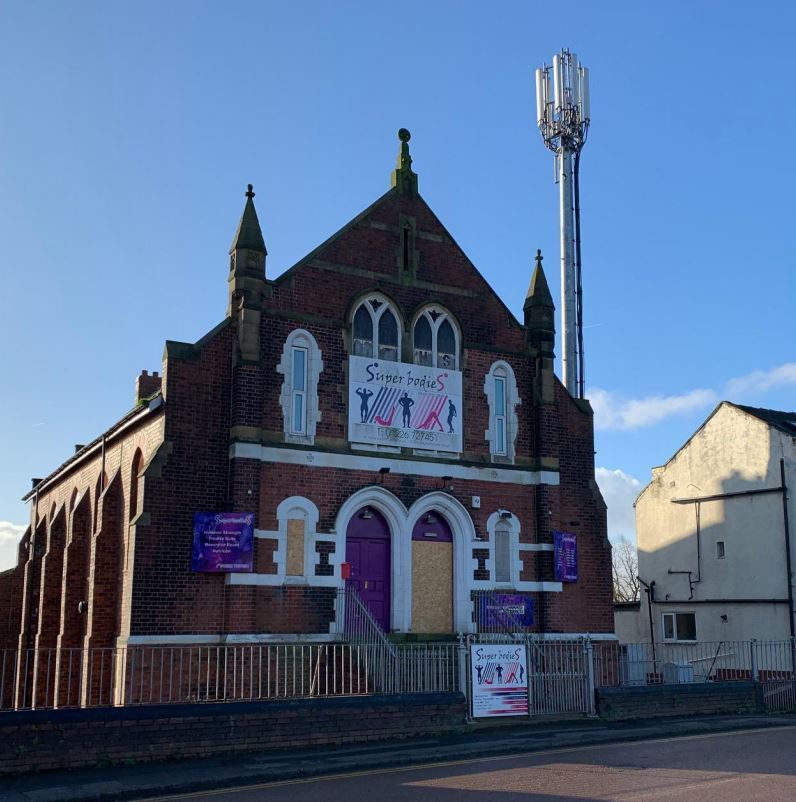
[2,713,796,802]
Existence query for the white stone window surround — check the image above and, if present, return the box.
[227,496,343,588]
[277,329,323,445]
[484,360,521,463]
[480,510,563,593]
[411,305,461,370]
[351,293,403,362]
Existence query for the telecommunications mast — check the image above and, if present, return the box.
[535,49,590,398]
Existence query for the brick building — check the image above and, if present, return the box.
[1,130,613,703]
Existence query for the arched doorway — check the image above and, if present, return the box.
[411,512,453,633]
[346,506,391,630]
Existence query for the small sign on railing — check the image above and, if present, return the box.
[470,643,529,717]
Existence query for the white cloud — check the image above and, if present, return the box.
[725,363,796,398]
[595,467,642,545]
[590,387,716,431]
[0,521,26,572]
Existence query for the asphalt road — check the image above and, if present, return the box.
[140,724,796,801]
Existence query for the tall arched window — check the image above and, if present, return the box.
[484,360,521,462]
[277,329,324,445]
[350,295,402,362]
[412,307,460,369]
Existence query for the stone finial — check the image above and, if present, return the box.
[391,128,418,196]
[229,183,266,255]
[525,249,554,311]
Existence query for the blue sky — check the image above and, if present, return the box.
[1,1,794,568]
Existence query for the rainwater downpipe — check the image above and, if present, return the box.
[780,458,795,641]
[638,577,656,669]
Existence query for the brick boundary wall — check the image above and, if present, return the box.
[0,692,467,775]
[597,682,763,721]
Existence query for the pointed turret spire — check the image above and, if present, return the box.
[227,185,267,361]
[524,249,554,311]
[525,250,556,404]
[391,128,418,196]
[229,184,267,255]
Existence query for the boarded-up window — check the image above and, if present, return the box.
[286,519,305,576]
[494,524,511,583]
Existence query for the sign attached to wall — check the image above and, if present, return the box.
[553,530,578,582]
[192,512,254,573]
[470,644,529,718]
[348,356,463,452]
[477,594,534,629]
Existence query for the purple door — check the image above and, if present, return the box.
[346,507,391,631]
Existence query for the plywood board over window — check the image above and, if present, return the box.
[286,519,305,576]
[412,541,453,633]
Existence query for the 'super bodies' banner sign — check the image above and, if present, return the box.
[470,644,529,718]
[348,356,463,452]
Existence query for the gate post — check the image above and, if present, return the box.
[457,633,471,721]
[750,638,759,682]
[585,636,597,717]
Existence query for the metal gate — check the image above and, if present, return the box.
[464,635,595,719]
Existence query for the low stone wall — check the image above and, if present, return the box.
[597,681,762,721]
[0,692,467,775]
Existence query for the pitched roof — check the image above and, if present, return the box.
[734,404,796,436]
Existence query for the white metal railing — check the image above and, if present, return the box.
[466,633,594,717]
[592,638,796,690]
[336,586,458,694]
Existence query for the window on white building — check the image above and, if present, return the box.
[351,296,401,361]
[662,612,697,642]
[412,307,459,369]
[716,541,725,559]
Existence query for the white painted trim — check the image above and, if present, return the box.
[125,635,224,645]
[334,486,410,631]
[407,492,478,633]
[519,543,555,552]
[484,360,521,462]
[230,443,559,486]
[124,633,337,646]
[276,329,323,445]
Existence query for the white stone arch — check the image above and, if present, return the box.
[485,509,522,587]
[275,496,321,583]
[277,328,324,445]
[484,359,521,463]
[407,492,478,632]
[334,486,410,631]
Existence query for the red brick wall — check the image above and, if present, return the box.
[0,692,467,774]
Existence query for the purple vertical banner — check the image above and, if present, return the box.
[553,531,578,583]
[192,512,254,573]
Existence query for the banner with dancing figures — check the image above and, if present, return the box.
[348,356,463,452]
[470,644,529,718]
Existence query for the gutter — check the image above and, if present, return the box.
[22,395,164,501]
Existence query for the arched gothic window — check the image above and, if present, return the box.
[412,307,460,369]
[351,295,401,361]
[484,361,521,462]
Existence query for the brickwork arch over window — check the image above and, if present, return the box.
[277,329,324,445]
[351,294,402,361]
[484,360,521,462]
[412,306,460,369]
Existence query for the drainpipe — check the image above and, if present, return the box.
[638,577,656,670]
[781,459,794,641]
